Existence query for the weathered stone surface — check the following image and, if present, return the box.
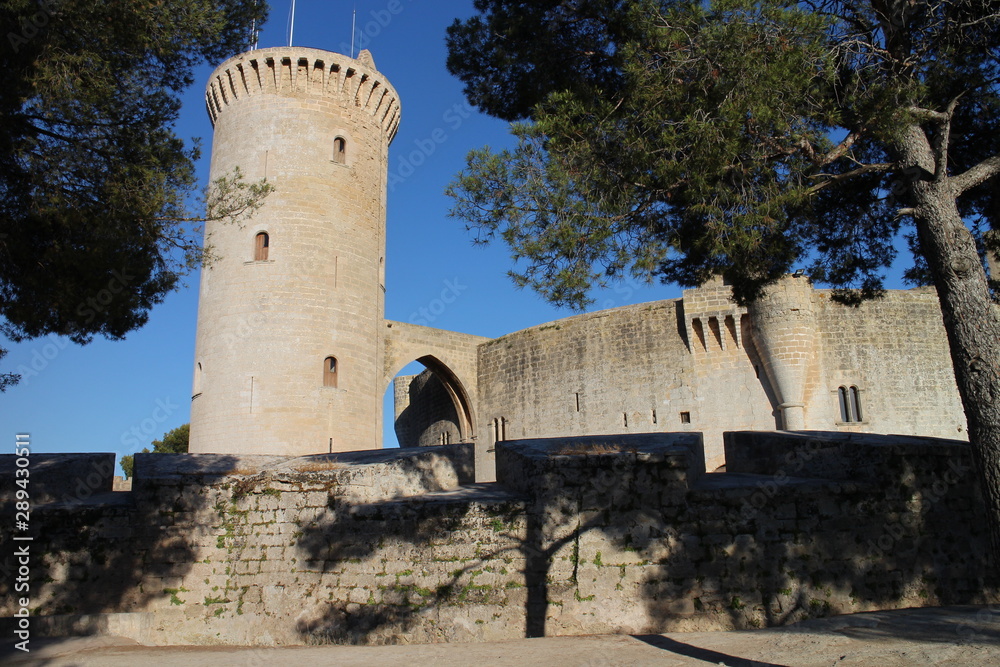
[2,433,996,646]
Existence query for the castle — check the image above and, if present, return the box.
[190,46,967,477]
[2,46,996,647]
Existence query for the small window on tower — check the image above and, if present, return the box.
[323,356,338,388]
[333,137,347,164]
[254,232,269,261]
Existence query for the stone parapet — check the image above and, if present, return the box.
[205,47,400,141]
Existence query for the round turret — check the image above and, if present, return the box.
[747,276,817,430]
[189,47,400,455]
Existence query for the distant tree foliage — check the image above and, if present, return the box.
[0,0,272,387]
[120,423,190,479]
[446,0,1000,558]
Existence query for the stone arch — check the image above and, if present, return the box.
[383,320,489,447]
[387,354,476,445]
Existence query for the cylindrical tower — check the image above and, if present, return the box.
[747,275,818,431]
[189,47,400,456]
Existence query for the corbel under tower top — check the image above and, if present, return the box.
[205,47,401,144]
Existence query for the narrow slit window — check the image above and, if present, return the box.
[850,386,863,422]
[680,411,691,424]
[493,417,507,443]
[254,232,269,261]
[838,385,863,422]
[323,356,338,387]
[333,136,347,164]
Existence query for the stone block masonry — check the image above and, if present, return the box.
[1,433,997,646]
[191,47,401,456]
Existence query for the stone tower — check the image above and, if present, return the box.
[189,47,401,456]
[747,275,818,430]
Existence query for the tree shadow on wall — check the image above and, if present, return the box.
[631,433,1000,643]
[0,453,244,638]
[287,442,524,643]
[275,432,1000,649]
[285,437,686,644]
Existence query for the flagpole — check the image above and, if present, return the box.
[289,0,296,46]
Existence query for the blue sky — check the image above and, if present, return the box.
[2,1,684,470]
[4,0,917,470]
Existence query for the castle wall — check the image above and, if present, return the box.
[190,48,400,456]
[476,299,776,475]
[473,278,973,480]
[2,433,996,646]
[807,287,967,439]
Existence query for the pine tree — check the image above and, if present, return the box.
[447,0,1000,556]
[0,0,273,387]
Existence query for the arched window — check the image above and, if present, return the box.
[254,232,269,261]
[333,137,347,164]
[323,356,338,388]
[193,362,203,396]
[849,385,863,422]
[838,385,863,422]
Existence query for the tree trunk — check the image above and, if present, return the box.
[899,125,1000,562]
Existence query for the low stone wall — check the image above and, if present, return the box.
[0,453,115,505]
[1,434,996,646]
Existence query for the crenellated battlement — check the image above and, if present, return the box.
[205,47,401,142]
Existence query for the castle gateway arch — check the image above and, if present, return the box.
[383,320,488,448]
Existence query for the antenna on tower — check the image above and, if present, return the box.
[351,3,357,58]
[288,0,296,47]
[250,1,259,50]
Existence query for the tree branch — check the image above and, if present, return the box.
[933,96,962,182]
[816,130,862,167]
[952,154,1000,196]
[907,105,950,123]
[805,162,894,195]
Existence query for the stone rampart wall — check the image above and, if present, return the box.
[477,302,775,474]
[811,287,966,438]
[1,434,996,646]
